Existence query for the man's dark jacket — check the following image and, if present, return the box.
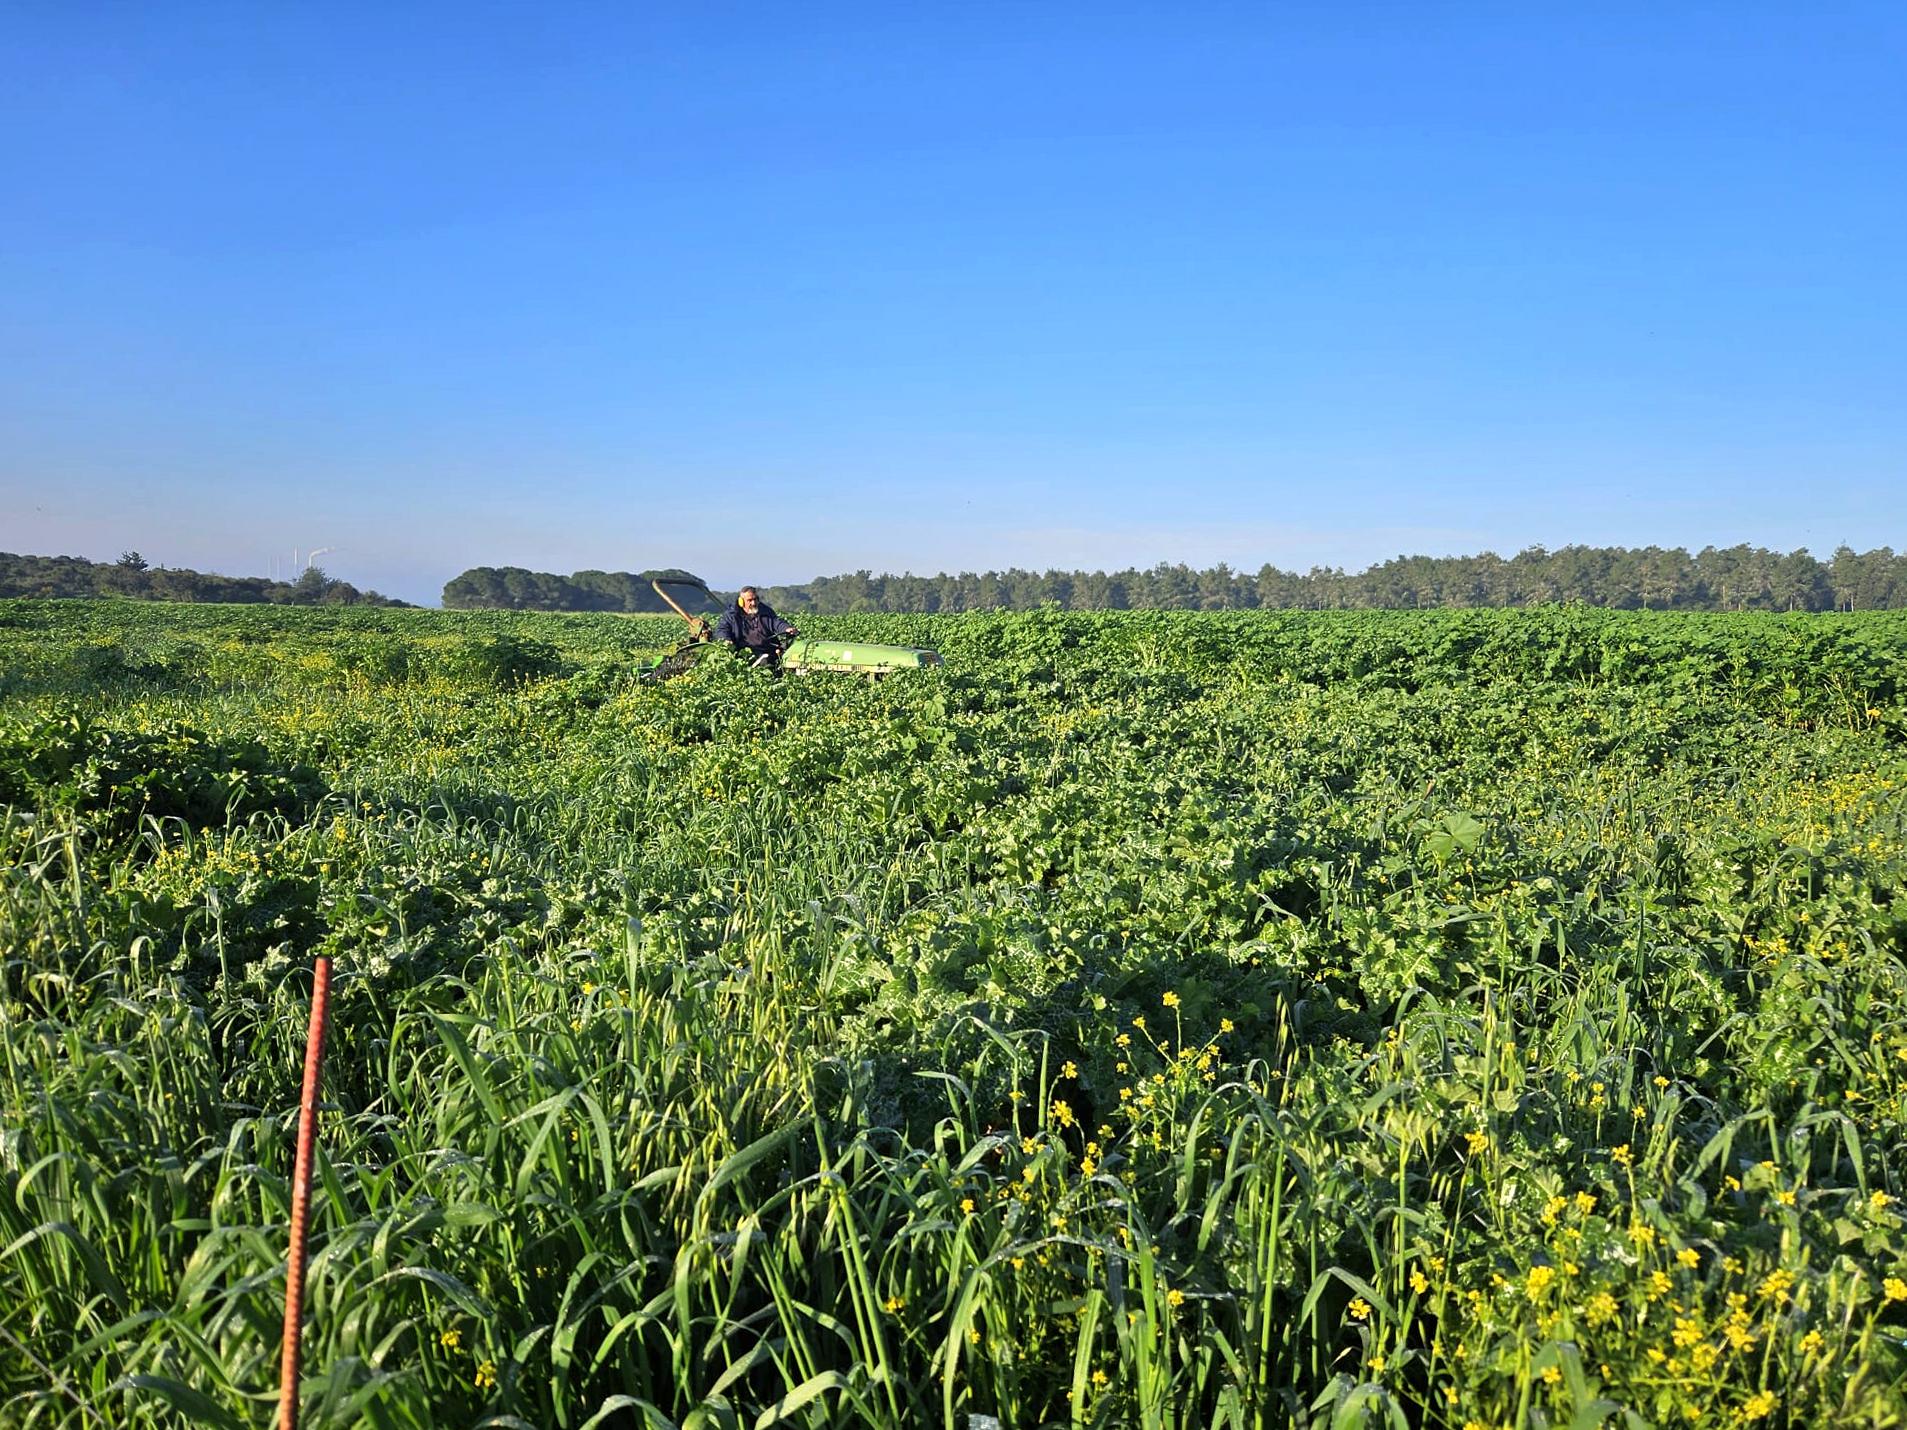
[714,599,797,653]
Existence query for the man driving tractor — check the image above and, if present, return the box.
[714,587,799,663]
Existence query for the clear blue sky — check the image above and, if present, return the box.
[3,2,1902,605]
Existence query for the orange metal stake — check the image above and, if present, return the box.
[279,954,332,1430]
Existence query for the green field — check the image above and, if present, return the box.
[2,600,1905,1428]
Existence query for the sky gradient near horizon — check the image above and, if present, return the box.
[4,3,1904,605]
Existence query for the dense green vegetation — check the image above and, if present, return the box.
[21,543,1907,616]
[0,552,406,607]
[2,599,1905,1428]
[442,544,1907,614]
[442,568,725,613]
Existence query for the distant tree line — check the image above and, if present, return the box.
[435,546,1907,615]
[748,545,1907,614]
[0,552,407,606]
[441,567,729,611]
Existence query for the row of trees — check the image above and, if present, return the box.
[0,552,406,606]
[756,544,1907,613]
[15,545,1905,615]
[440,566,724,611]
[437,546,1907,615]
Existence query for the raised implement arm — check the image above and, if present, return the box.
[651,577,714,641]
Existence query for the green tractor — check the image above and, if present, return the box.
[637,577,941,682]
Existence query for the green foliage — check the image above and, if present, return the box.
[0,707,325,836]
[0,551,406,605]
[441,632,564,688]
[439,546,1907,615]
[1,600,1905,1428]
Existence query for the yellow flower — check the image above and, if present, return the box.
[1541,1365,1561,1386]
[1884,1277,1907,1302]
[1465,1130,1489,1155]
[1161,990,1180,1008]
[1166,1288,1184,1308]
[1629,1222,1657,1248]
[1132,1015,1146,1030]
[1061,1060,1078,1079]
[1091,1369,1109,1388]
[1740,1391,1776,1421]
[1799,1329,1825,1354]
[1871,1191,1894,1211]
[1369,1354,1386,1372]
[1220,1017,1235,1033]
[1348,1297,1372,1321]
[1574,1191,1597,1215]
[1758,1270,1794,1305]
[968,1328,982,1345]
[1585,1291,1618,1326]
[883,1295,906,1313]
[960,1197,975,1214]
[1677,1247,1701,1269]
[1611,1144,1633,1167]
[1526,1265,1556,1299]
[1410,1268,1430,1295]
[473,1359,497,1391]
[439,1327,461,1352]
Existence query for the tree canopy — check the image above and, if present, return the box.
[440,567,728,612]
[442,546,1907,614]
[0,553,406,606]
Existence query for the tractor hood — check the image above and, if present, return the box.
[780,638,941,671]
